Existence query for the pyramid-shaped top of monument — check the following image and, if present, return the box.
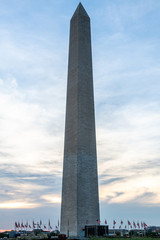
[72,2,89,19]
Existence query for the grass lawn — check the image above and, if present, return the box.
[90,238,159,240]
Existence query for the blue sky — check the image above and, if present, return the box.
[0,0,160,230]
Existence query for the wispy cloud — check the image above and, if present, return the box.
[0,202,40,209]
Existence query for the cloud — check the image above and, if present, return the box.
[0,202,40,209]
[100,177,125,185]
[0,19,65,213]
[0,77,64,166]
[97,99,160,205]
[41,194,61,204]
[0,162,62,208]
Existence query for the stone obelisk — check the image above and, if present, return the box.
[60,3,100,237]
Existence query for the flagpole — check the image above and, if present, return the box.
[58,219,59,232]
[113,219,115,235]
[68,219,69,237]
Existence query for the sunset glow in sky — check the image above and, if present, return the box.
[0,0,160,230]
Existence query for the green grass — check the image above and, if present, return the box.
[90,238,159,240]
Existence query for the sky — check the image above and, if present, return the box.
[0,0,160,230]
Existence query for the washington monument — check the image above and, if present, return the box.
[60,3,100,237]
